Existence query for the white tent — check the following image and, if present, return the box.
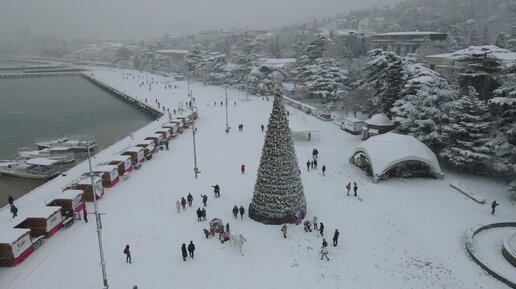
[352,133,443,180]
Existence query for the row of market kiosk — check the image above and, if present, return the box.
[0,114,195,267]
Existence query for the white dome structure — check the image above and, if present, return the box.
[352,133,444,181]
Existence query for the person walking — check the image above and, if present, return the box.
[313,159,318,170]
[196,208,202,221]
[8,195,14,208]
[212,185,220,198]
[11,205,18,218]
[346,182,351,196]
[201,208,206,221]
[241,164,245,174]
[187,193,193,207]
[201,194,208,207]
[226,223,230,234]
[181,243,188,261]
[306,160,310,171]
[322,238,328,248]
[232,205,239,218]
[176,200,181,213]
[239,206,245,219]
[320,246,329,261]
[181,197,187,210]
[319,222,325,237]
[333,229,339,246]
[124,245,132,263]
[165,139,169,150]
[313,216,318,231]
[353,182,358,197]
[281,224,288,238]
[310,160,314,170]
[312,148,319,159]
[491,200,499,215]
[322,165,326,176]
[187,241,195,258]
[261,124,264,132]
[83,207,88,223]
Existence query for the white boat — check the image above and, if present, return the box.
[0,158,61,180]
[34,135,96,152]
[18,147,75,164]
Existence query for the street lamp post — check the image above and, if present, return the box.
[87,144,109,289]
[190,89,199,178]
[225,86,229,130]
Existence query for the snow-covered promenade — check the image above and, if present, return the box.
[0,68,514,289]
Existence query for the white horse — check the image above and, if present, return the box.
[229,233,247,256]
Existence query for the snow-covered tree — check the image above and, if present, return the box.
[495,32,508,49]
[183,46,207,78]
[469,28,482,46]
[391,63,456,151]
[440,87,492,172]
[481,25,490,45]
[458,52,503,100]
[291,31,308,60]
[249,92,306,225]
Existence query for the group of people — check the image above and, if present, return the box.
[181,241,196,261]
[196,208,207,221]
[345,182,359,197]
[306,149,326,176]
[232,205,246,219]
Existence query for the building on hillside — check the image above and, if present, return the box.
[425,45,516,80]
[330,29,374,57]
[372,32,448,55]
[351,133,444,182]
[362,113,395,140]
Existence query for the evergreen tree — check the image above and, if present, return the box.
[440,87,492,172]
[495,32,508,49]
[292,31,307,60]
[481,25,490,45]
[458,53,503,100]
[249,92,306,225]
[391,64,456,151]
[469,28,482,46]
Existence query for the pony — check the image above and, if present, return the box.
[229,233,247,256]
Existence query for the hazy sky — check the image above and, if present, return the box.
[0,0,401,40]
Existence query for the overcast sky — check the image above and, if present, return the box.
[0,0,401,40]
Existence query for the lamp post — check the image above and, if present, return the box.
[87,143,109,289]
[225,86,229,130]
[190,89,199,178]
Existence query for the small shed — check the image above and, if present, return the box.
[362,113,395,140]
[352,133,444,182]
[136,140,155,160]
[172,118,189,129]
[155,129,171,142]
[14,206,63,239]
[168,120,184,133]
[341,117,364,135]
[0,226,33,267]
[101,155,133,175]
[92,165,120,187]
[47,189,85,218]
[162,122,179,136]
[122,147,145,165]
[145,133,164,148]
[66,176,104,202]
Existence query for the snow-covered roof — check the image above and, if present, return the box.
[0,226,31,244]
[76,176,101,185]
[156,49,189,54]
[25,158,58,166]
[57,190,83,200]
[345,117,364,123]
[375,31,445,36]
[20,205,62,219]
[353,133,442,177]
[93,165,118,172]
[107,155,131,162]
[262,58,296,65]
[124,146,143,153]
[426,45,512,61]
[364,113,393,126]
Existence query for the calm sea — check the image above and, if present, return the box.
[0,75,155,206]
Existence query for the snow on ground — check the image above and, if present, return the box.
[1,68,515,289]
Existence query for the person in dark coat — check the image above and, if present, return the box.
[201,194,208,206]
[201,208,206,221]
[333,229,339,246]
[212,185,220,198]
[322,165,326,176]
[165,140,169,150]
[261,124,264,132]
[83,207,88,223]
[196,208,202,221]
[232,205,239,218]
[319,222,324,237]
[306,160,310,171]
[313,159,318,170]
[124,244,132,263]
[312,148,319,159]
[239,206,245,219]
[187,193,193,207]
[241,164,245,174]
[187,241,195,258]
[310,160,314,169]
[11,205,18,218]
[322,238,328,248]
[491,200,499,215]
[353,182,358,197]
[181,243,188,261]
[203,229,211,239]
[8,195,14,208]
[226,223,230,234]
[281,224,287,238]
[181,197,187,209]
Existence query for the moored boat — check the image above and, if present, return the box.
[0,158,61,180]
[18,147,75,164]
[34,135,96,152]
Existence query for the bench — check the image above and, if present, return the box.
[62,216,75,228]
[32,235,45,250]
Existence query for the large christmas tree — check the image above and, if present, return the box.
[249,92,306,225]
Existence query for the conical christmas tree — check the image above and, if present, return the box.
[249,92,306,225]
